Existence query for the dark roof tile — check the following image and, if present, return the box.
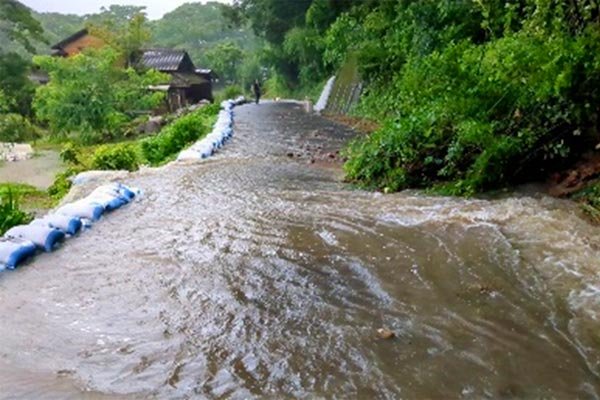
[140,49,188,72]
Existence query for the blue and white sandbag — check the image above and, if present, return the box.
[233,96,246,105]
[56,199,105,222]
[176,97,241,161]
[31,214,82,236]
[87,185,128,211]
[0,238,37,270]
[177,149,202,161]
[192,141,214,158]
[5,224,65,252]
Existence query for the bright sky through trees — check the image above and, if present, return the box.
[20,0,232,20]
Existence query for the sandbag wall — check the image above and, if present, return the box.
[0,183,139,271]
[177,96,246,161]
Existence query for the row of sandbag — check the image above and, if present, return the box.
[177,96,246,161]
[0,183,138,271]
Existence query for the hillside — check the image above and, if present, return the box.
[25,2,259,69]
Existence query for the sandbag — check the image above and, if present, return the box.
[90,183,136,202]
[117,184,137,200]
[177,97,239,162]
[86,191,127,211]
[177,149,202,161]
[31,214,82,235]
[0,238,37,270]
[56,200,104,221]
[5,225,65,252]
[190,142,213,158]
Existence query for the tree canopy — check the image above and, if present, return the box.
[0,0,45,53]
[33,48,166,143]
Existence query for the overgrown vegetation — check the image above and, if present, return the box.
[92,144,141,171]
[0,113,40,142]
[572,181,600,222]
[0,186,35,235]
[33,47,166,144]
[228,0,600,196]
[141,104,219,165]
[339,2,600,194]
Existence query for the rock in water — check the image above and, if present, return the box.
[377,328,395,340]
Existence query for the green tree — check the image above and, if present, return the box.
[33,47,166,143]
[0,0,45,53]
[225,0,359,85]
[151,2,259,67]
[0,52,35,116]
[205,40,245,84]
[88,10,151,67]
[89,5,148,27]
[231,0,312,45]
[0,89,12,113]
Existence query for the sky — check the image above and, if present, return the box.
[20,0,232,20]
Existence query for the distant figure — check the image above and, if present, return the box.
[252,79,261,104]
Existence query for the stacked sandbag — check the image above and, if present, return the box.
[0,182,139,271]
[177,97,244,162]
[0,238,36,270]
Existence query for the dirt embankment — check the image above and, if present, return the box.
[322,111,600,217]
[548,152,600,197]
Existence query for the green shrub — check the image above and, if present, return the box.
[263,73,290,98]
[91,143,140,171]
[59,143,80,165]
[0,114,40,142]
[572,181,600,223]
[221,85,244,101]
[345,26,600,194]
[141,104,219,165]
[0,190,32,235]
[48,167,83,201]
[0,183,53,210]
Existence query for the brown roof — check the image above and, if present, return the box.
[51,28,88,50]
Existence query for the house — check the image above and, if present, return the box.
[50,28,105,57]
[48,30,214,110]
[140,49,213,111]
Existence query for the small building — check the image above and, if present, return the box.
[50,28,105,57]
[47,30,214,111]
[140,49,213,111]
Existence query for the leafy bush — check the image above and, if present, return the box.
[59,143,80,164]
[91,143,140,171]
[141,104,219,165]
[0,190,32,235]
[342,2,600,194]
[219,85,244,102]
[0,183,53,210]
[48,166,84,201]
[263,73,290,98]
[0,114,40,142]
[33,47,167,144]
[572,181,600,223]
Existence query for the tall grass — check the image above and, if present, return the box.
[0,189,32,235]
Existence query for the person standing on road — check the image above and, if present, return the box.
[252,79,261,104]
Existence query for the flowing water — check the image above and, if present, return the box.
[1,102,600,399]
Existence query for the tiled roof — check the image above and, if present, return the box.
[140,49,188,72]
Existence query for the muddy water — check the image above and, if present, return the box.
[1,102,600,399]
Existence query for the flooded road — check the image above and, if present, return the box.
[1,102,600,399]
